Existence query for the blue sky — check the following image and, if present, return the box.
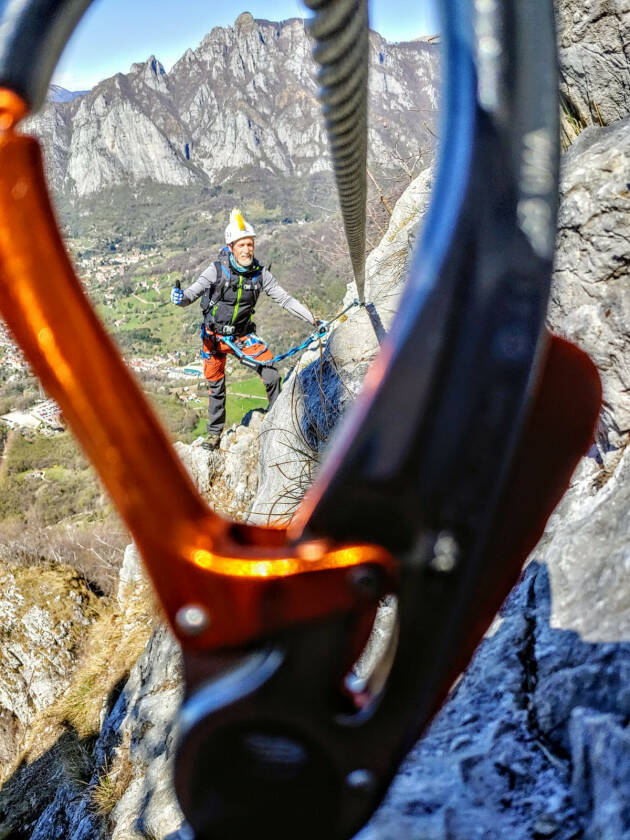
[53,0,440,90]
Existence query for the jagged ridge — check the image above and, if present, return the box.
[27,13,439,196]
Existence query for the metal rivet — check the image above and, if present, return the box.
[430,531,459,573]
[346,768,376,794]
[175,604,211,636]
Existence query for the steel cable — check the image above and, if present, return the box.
[304,0,369,300]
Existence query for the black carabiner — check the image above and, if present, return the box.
[0,0,93,112]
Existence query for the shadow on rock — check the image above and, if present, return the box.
[359,562,630,840]
[297,350,368,454]
[0,725,110,840]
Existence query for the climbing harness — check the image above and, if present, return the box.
[0,2,603,840]
[200,255,266,336]
[201,298,361,369]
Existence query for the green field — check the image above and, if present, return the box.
[226,376,267,426]
[182,375,269,437]
[144,374,269,441]
[0,432,103,526]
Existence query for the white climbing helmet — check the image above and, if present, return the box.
[224,208,256,245]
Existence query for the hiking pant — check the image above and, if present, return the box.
[203,332,281,435]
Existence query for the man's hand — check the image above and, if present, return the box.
[171,280,184,306]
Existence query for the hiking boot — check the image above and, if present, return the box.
[202,433,221,451]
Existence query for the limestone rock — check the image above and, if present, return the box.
[245,63,630,840]
[532,445,630,642]
[354,109,630,840]
[249,356,344,525]
[364,163,434,319]
[0,562,97,770]
[556,0,630,126]
[34,410,270,839]
[175,407,264,519]
[334,164,435,365]
[569,707,630,839]
[117,542,147,606]
[29,784,106,840]
[356,562,630,840]
[105,626,184,840]
[65,92,195,196]
[549,119,630,453]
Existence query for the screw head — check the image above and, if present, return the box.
[346,768,376,795]
[430,531,459,573]
[175,604,211,636]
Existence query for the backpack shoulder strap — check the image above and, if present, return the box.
[201,261,228,314]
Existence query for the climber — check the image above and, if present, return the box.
[171,208,319,450]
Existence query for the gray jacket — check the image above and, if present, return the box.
[180,262,314,325]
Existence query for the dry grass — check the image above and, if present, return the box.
[0,518,128,596]
[51,597,156,739]
[560,94,589,151]
[91,733,135,817]
[15,587,157,778]
[5,560,99,628]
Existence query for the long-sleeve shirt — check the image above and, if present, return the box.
[180,262,315,325]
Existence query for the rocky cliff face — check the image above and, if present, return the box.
[548,118,630,457]
[0,418,267,839]
[249,165,434,524]
[27,13,439,196]
[248,110,630,840]
[0,563,97,770]
[556,0,630,128]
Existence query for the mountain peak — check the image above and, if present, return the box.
[130,56,166,77]
[234,11,256,30]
